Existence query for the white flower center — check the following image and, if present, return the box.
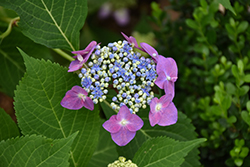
[166,76,171,81]
[77,54,84,62]
[155,103,162,112]
[120,119,128,126]
[78,93,86,101]
[152,53,156,57]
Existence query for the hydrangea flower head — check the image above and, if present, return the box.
[68,41,97,72]
[61,86,94,110]
[155,56,178,97]
[102,105,143,146]
[149,94,177,127]
[61,33,179,146]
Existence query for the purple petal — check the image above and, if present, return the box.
[121,32,139,48]
[126,114,143,132]
[158,102,178,126]
[149,111,161,127]
[68,60,84,72]
[71,85,88,95]
[149,97,159,114]
[103,115,121,133]
[159,94,172,108]
[61,90,83,110]
[82,96,94,110]
[154,71,167,89]
[111,127,136,146]
[140,43,158,62]
[156,57,178,79]
[71,41,97,55]
[116,105,132,121]
[113,8,130,26]
[163,81,175,98]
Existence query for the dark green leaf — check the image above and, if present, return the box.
[88,120,118,167]
[0,132,77,167]
[0,0,88,51]
[0,27,51,97]
[186,19,198,29]
[0,108,20,141]
[133,137,206,167]
[14,49,100,167]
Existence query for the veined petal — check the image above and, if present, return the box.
[158,102,178,126]
[126,114,143,131]
[156,57,178,79]
[71,85,88,95]
[140,42,158,62]
[159,94,172,108]
[149,97,159,114]
[116,105,132,121]
[111,128,136,146]
[149,111,161,127]
[61,91,83,110]
[154,71,167,89]
[82,96,94,110]
[68,60,84,72]
[103,115,121,133]
[163,81,175,98]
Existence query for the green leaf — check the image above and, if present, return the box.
[0,0,88,51]
[239,85,249,96]
[116,111,202,167]
[186,19,198,29]
[231,65,239,78]
[88,120,118,167]
[0,132,77,167]
[133,137,206,167]
[244,74,250,83]
[14,49,100,167]
[241,111,250,126]
[221,95,232,111]
[246,101,250,112]
[0,108,20,141]
[217,0,236,15]
[237,21,249,34]
[0,27,52,97]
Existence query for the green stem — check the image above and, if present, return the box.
[53,49,74,61]
[0,17,20,40]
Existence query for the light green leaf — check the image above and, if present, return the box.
[0,27,52,97]
[217,0,236,15]
[0,0,88,51]
[133,137,206,167]
[241,111,250,126]
[244,74,250,83]
[0,108,20,141]
[246,101,250,112]
[88,120,118,167]
[237,21,249,34]
[14,49,100,167]
[0,132,77,167]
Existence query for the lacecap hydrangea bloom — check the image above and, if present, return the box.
[61,32,178,146]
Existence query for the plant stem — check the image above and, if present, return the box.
[53,49,74,61]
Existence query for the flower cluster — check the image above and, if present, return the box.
[108,156,138,167]
[61,32,178,146]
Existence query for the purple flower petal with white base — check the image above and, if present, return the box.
[158,102,178,126]
[61,86,94,110]
[155,56,178,96]
[102,105,143,146]
[149,94,177,127]
[140,43,160,63]
[68,41,97,72]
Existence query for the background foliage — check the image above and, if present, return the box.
[0,0,249,167]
